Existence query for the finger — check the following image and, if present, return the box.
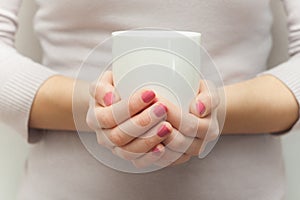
[132,144,165,169]
[190,80,220,118]
[157,95,220,140]
[110,88,158,125]
[90,71,121,106]
[114,122,172,158]
[190,81,210,118]
[155,97,208,139]
[190,92,211,118]
[95,127,119,150]
[86,98,100,130]
[203,112,220,142]
[94,89,158,129]
[105,104,168,147]
[89,71,113,98]
[163,129,204,156]
[178,113,209,138]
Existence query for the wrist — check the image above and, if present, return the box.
[221,75,299,134]
[30,75,78,130]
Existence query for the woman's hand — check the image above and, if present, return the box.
[86,71,220,168]
[86,71,173,167]
[133,80,220,167]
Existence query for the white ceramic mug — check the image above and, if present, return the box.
[112,29,202,111]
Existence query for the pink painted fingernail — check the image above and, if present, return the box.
[196,101,206,115]
[142,90,155,103]
[153,104,168,117]
[152,147,161,155]
[104,92,114,106]
[157,125,171,137]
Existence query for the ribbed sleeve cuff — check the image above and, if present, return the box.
[0,65,57,143]
[259,57,300,132]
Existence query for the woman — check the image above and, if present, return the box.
[0,0,299,199]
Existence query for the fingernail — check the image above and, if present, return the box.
[152,147,161,155]
[196,101,206,115]
[153,104,167,117]
[157,125,171,137]
[104,92,114,106]
[142,90,155,103]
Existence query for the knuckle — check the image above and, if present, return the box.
[170,135,185,150]
[143,138,156,150]
[128,96,140,114]
[200,92,210,100]
[96,109,115,128]
[96,131,112,148]
[182,121,198,136]
[102,132,116,147]
[97,82,106,91]
[203,93,212,106]
[172,138,185,150]
[135,114,151,127]
[109,132,124,147]
[174,134,185,149]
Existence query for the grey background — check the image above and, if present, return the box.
[0,0,299,199]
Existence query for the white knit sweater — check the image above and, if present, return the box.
[0,0,300,199]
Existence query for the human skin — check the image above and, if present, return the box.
[29,72,299,166]
[86,71,220,167]
[30,73,299,133]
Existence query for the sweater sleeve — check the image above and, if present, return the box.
[0,0,58,143]
[260,0,300,132]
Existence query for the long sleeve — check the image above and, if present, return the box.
[261,0,300,132]
[0,0,57,142]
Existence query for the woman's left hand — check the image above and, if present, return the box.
[132,80,221,168]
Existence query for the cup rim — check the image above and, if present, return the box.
[112,30,201,38]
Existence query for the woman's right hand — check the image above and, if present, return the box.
[86,71,172,167]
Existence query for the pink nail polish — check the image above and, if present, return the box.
[153,104,167,117]
[104,92,114,106]
[157,125,171,137]
[197,101,206,115]
[152,147,161,155]
[141,90,155,103]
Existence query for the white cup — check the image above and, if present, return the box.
[112,30,201,111]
